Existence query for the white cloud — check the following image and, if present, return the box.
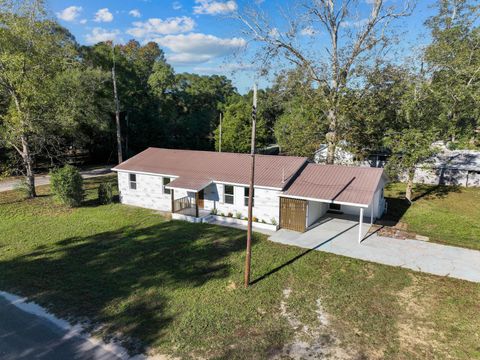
[300,26,316,36]
[193,0,237,15]
[79,19,87,24]
[172,1,182,10]
[268,27,280,38]
[94,8,114,23]
[56,6,82,22]
[193,63,255,73]
[341,18,369,28]
[85,27,120,44]
[152,33,246,64]
[127,16,195,38]
[129,9,141,18]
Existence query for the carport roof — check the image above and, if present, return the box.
[283,164,385,206]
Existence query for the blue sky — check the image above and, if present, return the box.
[49,0,438,93]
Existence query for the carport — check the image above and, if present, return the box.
[271,214,371,248]
[279,163,387,243]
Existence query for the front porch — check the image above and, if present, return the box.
[167,176,212,221]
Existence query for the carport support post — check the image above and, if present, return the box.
[358,208,364,244]
[370,201,374,225]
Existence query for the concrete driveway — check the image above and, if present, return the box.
[0,167,113,193]
[0,292,134,360]
[269,216,480,283]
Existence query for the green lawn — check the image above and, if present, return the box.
[384,183,480,250]
[0,178,479,359]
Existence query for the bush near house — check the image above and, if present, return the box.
[50,165,83,207]
[98,181,114,204]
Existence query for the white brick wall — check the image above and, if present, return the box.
[117,171,281,224]
[203,183,280,224]
[118,171,186,211]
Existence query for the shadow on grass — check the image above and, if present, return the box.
[411,184,461,202]
[381,184,461,226]
[0,221,250,353]
[250,223,358,286]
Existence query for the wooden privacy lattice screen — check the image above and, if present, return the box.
[280,197,307,232]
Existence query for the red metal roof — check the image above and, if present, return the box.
[283,163,385,206]
[166,177,212,192]
[113,147,308,189]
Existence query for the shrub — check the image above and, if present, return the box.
[98,182,114,204]
[14,178,31,199]
[227,212,233,217]
[210,208,218,215]
[271,218,278,226]
[50,165,83,207]
[235,212,242,219]
[252,216,259,222]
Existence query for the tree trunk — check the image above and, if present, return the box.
[325,108,337,164]
[405,167,415,203]
[21,134,36,198]
[112,62,122,164]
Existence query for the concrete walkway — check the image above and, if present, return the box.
[269,216,480,283]
[0,291,137,360]
[0,167,113,193]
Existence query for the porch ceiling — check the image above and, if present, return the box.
[165,176,212,192]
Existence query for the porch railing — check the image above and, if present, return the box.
[173,196,192,213]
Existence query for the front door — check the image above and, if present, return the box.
[198,189,205,209]
[280,197,307,232]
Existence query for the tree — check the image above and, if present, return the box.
[0,0,78,197]
[164,73,236,150]
[344,64,411,158]
[425,0,480,146]
[384,70,438,202]
[214,93,268,153]
[274,96,325,158]
[236,0,414,163]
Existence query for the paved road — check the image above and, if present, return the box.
[270,216,480,283]
[0,167,113,193]
[0,292,130,360]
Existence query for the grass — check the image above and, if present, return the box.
[384,183,480,250]
[0,178,479,359]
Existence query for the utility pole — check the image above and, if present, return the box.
[112,44,123,164]
[244,83,257,288]
[219,112,222,152]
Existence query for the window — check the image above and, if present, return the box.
[163,177,171,195]
[224,185,234,204]
[329,203,341,211]
[129,173,137,190]
[244,187,254,207]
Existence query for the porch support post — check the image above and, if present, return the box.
[358,207,364,244]
[195,192,199,218]
[171,189,174,212]
[370,200,374,225]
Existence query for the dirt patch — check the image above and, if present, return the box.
[369,224,429,241]
[271,288,352,359]
[396,274,448,358]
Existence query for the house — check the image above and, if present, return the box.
[409,149,480,187]
[314,142,390,168]
[113,148,387,239]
